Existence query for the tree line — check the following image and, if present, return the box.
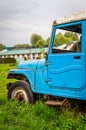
[0,32,79,50]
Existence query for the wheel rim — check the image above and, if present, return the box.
[12,87,29,103]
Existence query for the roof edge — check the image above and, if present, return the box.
[53,10,86,26]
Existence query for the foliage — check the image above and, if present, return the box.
[13,44,30,48]
[36,39,45,48]
[54,33,66,45]
[0,64,86,130]
[7,32,79,49]
[0,58,16,64]
[64,32,79,41]
[0,43,5,50]
[45,37,50,46]
[54,32,78,45]
[30,33,42,47]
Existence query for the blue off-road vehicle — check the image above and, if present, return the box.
[7,11,86,105]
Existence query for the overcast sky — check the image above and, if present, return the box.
[0,0,86,47]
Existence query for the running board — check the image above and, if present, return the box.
[45,99,67,106]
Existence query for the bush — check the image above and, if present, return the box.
[0,58,16,64]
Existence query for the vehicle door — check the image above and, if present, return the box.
[47,22,85,90]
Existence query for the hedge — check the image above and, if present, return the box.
[0,57,16,64]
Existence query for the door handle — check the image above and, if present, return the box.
[73,56,81,59]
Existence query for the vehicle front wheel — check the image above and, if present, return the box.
[8,81,34,104]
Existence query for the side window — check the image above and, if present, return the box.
[52,24,82,54]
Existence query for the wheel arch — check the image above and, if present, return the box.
[7,73,34,92]
[7,73,28,81]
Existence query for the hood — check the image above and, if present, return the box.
[18,60,39,69]
[17,59,46,69]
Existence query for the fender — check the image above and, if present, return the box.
[7,68,36,92]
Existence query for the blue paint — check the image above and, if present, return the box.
[7,19,86,100]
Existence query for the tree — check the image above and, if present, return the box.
[30,33,42,47]
[64,32,79,41]
[72,33,79,41]
[57,35,66,45]
[64,32,73,38]
[45,37,50,46]
[0,43,5,50]
[13,44,30,49]
[65,37,72,44]
[54,33,66,45]
[53,32,78,46]
[36,39,45,48]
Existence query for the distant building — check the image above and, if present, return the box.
[0,48,48,62]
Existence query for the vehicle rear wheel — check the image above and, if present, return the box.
[8,81,34,103]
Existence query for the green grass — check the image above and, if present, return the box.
[0,64,86,130]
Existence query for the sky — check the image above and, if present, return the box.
[0,0,86,47]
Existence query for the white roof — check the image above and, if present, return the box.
[53,10,86,25]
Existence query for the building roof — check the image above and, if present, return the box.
[53,10,86,26]
[0,48,48,56]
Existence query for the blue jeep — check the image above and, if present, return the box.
[7,11,86,105]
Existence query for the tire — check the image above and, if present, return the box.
[8,81,34,104]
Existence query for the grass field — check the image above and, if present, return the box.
[0,64,86,130]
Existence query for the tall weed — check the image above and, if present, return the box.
[0,64,86,130]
